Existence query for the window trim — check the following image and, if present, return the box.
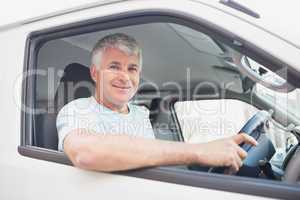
[19,10,300,199]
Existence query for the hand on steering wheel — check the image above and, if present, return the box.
[208,110,271,174]
[206,133,257,174]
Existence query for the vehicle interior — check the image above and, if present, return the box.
[32,22,300,183]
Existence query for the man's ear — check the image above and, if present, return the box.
[90,65,97,82]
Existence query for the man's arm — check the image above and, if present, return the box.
[64,129,257,172]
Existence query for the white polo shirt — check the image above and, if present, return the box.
[56,96,155,151]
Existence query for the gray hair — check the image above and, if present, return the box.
[91,33,142,69]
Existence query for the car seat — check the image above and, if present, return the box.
[35,63,94,150]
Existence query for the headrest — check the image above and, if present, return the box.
[54,63,95,112]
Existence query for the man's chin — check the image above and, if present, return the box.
[109,96,131,107]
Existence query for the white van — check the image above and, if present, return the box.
[1,0,300,199]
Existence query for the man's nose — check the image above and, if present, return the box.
[117,69,130,82]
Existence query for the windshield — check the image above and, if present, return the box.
[255,84,300,121]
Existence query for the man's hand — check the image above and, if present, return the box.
[194,133,258,173]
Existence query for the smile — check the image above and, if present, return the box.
[112,84,131,90]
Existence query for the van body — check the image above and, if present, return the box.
[1,1,300,199]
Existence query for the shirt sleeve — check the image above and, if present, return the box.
[56,102,91,152]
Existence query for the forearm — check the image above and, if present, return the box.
[64,129,198,172]
[90,135,197,171]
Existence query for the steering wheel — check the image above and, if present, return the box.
[208,110,275,176]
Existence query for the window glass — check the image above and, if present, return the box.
[255,84,300,120]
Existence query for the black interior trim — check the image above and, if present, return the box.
[20,9,300,199]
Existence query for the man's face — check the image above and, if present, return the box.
[91,47,141,110]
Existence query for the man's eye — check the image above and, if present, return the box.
[109,65,119,69]
[129,67,138,72]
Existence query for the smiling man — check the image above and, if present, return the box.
[56,33,257,173]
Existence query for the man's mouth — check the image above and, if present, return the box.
[112,84,131,90]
